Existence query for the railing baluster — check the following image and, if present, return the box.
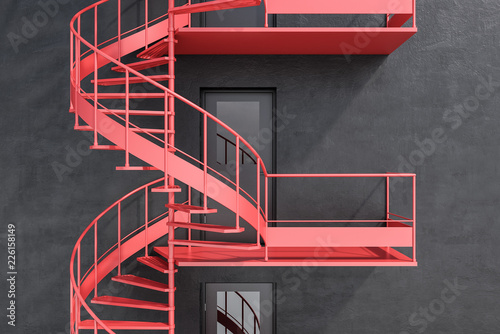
[145,187,149,256]
[257,158,260,245]
[118,202,122,276]
[77,245,81,333]
[94,221,98,298]
[125,70,130,167]
[386,176,390,226]
[93,6,98,146]
[188,0,192,27]
[265,176,268,261]
[188,185,192,249]
[236,137,240,229]
[204,113,208,209]
[118,0,121,61]
[164,92,169,186]
[145,0,149,48]
[412,175,416,262]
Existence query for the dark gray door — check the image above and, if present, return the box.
[203,90,274,243]
[205,283,274,334]
[201,0,271,27]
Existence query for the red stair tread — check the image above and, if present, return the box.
[99,108,168,116]
[116,166,159,171]
[137,256,177,274]
[165,203,217,214]
[137,39,170,59]
[112,57,171,72]
[92,75,173,86]
[167,221,244,234]
[84,93,165,99]
[112,275,173,292]
[152,185,182,193]
[79,319,172,330]
[91,296,173,311]
[169,0,260,15]
[171,240,260,250]
[89,145,123,151]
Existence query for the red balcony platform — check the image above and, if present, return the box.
[154,246,416,267]
[175,27,417,55]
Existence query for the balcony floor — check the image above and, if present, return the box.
[175,27,417,55]
[154,246,416,267]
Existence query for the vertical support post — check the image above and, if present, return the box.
[70,31,76,126]
[70,282,74,333]
[125,70,130,167]
[188,0,192,27]
[235,137,240,229]
[167,4,176,333]
[145,0,149,48]
[94,221,98,298]
[145,186,149,256]
[257,158,261,245]
[77,245,81,333]
[93,7,98,146]
[412,175,417,262]
[386,176,390,226]
[118,0,121,61]
[118,202,122,276]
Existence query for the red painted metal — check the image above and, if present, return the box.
[69,0,418,332]
[112,275,174,292]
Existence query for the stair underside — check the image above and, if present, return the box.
[112,275,173,292]
[167,221,245,233]
[112,57,171,72]
[174,27,418,55]
[155,246,417,267]
[91,296,173,311]
[79,319,172,330]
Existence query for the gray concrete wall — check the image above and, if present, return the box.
[1,0,499,333]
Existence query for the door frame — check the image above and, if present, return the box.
[200,88,278,232]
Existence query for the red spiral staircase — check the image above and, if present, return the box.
[69,0,418,332]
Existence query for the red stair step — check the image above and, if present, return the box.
[84,93,165,99]
[74,125,93,131]
[165,203,217,214]
[112,275,174,292]
[167,222,245,234]
[137,256,178,274]
[91,296,173,311]
[112,57,172,72]
[131,128,166,134]
[99,108,170,116]
[89,145,123,151]
[79,319,172,330]
[92,75,173,86]
[169,0,261,15]
[116,166,159,171]
[137,38,177,59]
[171,240,260,250]
[152,185,182,193]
